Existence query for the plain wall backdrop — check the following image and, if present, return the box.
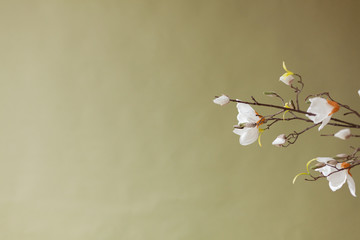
[0,1,359,239]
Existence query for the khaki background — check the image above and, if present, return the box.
[0,0,359,239]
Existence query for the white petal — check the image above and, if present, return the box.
[327,166,347,191]
[236,103,259,123]
[279,75,294,85]
[239,127,259,146]
[347,174,356,197]
[316,157,335,163]
[318,115,331,131]
[358,90,360,97]
[213,95,230,106]
[315,165,334,177]
[334,128,351,140]
[233,128,246,136]
[306,97,333,124]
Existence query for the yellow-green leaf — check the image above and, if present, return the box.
[292,172,309,184]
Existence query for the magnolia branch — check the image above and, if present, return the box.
[223,97,315,116]
[214,63,360,196]
[302,148,360,182]
[221,97,360,129]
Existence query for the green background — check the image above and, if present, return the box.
[0,0,359,239]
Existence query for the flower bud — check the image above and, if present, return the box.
[358,89,360,97]
[234,122,257,129]
[213,95,230,106]
[334,128,351,140]
[336,153,348,158]
[263,91,278,97]
[289,100,295,109]
[312,162,326,169]
[327,160,338,166]
[272,134,286,147]
[280,75,294,85]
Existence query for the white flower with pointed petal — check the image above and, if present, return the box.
[233,102,264,146]
[306,97,340,131]
[279,61,295,85]
[315,158,356,197]
[272,134,286,147]
[213,95,230,106]
[334,128,351,140]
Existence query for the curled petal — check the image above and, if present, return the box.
[347,174,356,197]
[318,115,331,131]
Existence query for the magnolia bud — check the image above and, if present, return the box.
[280,75,295,85]
[244,123,257,128]
[327,160,338,166]
[336,153,348,158]
[289,100,295,109]
[334,128,351,140]
[272,134,286,147]
[234,123,256,129]
[263,91,278,97]
[213,95,230,106]
[312,162,326,169]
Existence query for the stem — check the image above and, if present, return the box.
[226,98,315,116]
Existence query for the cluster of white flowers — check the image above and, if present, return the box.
[315,157,356,197]
[213,62,359,197]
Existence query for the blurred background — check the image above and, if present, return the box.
[0,0,359,239]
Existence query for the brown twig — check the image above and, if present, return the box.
[224,98,315,116]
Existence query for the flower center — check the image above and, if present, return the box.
[327,99,340,116]
[341,162,352,176]
[255,111,266,127]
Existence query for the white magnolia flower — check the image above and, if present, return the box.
[315,157,356,197]
[306,97,340,131]
[233,102,264,146]
[272,134,286,147]
[279,61,295,85]
[334,128,351,140]
[358,89,360,96]
[213,95,230,106]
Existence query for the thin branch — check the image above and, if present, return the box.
[291,74,304,110]
[224,98,315,116]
